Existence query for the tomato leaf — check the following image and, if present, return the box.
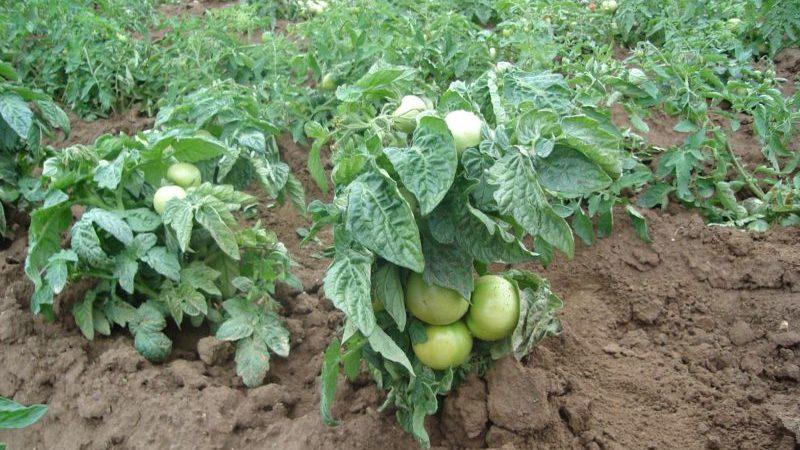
[372,263,406,331]
[320,339,341,426]
[83,209,134,246]
[560,115,623,178]
[235,336,270,388]
[383,116,457,215]
[72,295,95,340]
[488,150,573,258]
[0,93,32,139]
[345,169,423,272]
[0,397,47,430]
[324,245,376,336]
[502,270,563,360]
[535,146,612,197]
[366,326,414,376]
[420,226,474,300]
[626,205,652,243]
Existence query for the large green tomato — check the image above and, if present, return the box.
[412,321,473,370]
[465,275,520,341]
[166,162,202,188]
[405,272,469,325]
[444,110,482,154]
[320,73,337,90]
[153,185,186,214]
[391,95,427,133]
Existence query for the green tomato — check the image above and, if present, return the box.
[166,162,202,188]
[153,185,186,214]
[412,321,473,370]
[600,0,617,12]
[320,73,337,90]
[465,275,519,341]
[444,110,483,154]
[405,272,469,325]
[392,95,428,133]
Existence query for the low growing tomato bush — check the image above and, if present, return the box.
[24,128,299,387]
[303,62,658,446]
[0,61,69,236]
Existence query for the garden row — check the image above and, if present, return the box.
[0,0,798,447]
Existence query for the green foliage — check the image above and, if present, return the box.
[0,396,48,432]
[24,131,297,387]
[0,62,68,236]
[155,81,305,210]
[310,63,591,446]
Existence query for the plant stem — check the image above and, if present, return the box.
[724,141,767,201]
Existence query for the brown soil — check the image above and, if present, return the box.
[158,0,240,19]
[55,108,154,147]
[2,54,800,450]
[775,48,799,98]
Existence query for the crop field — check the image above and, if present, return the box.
[0,0,799,448]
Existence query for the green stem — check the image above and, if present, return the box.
[724,141,767,201]
[134,282,159,298]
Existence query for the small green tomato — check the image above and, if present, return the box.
[465,275,520,341]
[166,162,202,188]
[320,73,337,90]
[391,95,428,133]
[412,321,473,370]
[600,0,617,12]
[153,185,187,214]
[405,272,469,325]
[444,110,483,154]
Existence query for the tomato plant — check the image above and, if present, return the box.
[155,82,306,211]
[0,61,69,236]
[308,64,589,446]
[25,130,298,387]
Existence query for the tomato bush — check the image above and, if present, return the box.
[25,130,299,387]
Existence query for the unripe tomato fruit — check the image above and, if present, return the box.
[392,95,428,133]
[320,73,337,90]
[405,272,469,325]
[465,275,520,341]
[153,185,186,214]
[444,110,483,154]
[412,321,473,370]
[167,162,202,188]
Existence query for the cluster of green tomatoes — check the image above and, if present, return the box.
[381,274,520,370]
[152,162,202,213]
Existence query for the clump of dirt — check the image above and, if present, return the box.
[55,108,154,147]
